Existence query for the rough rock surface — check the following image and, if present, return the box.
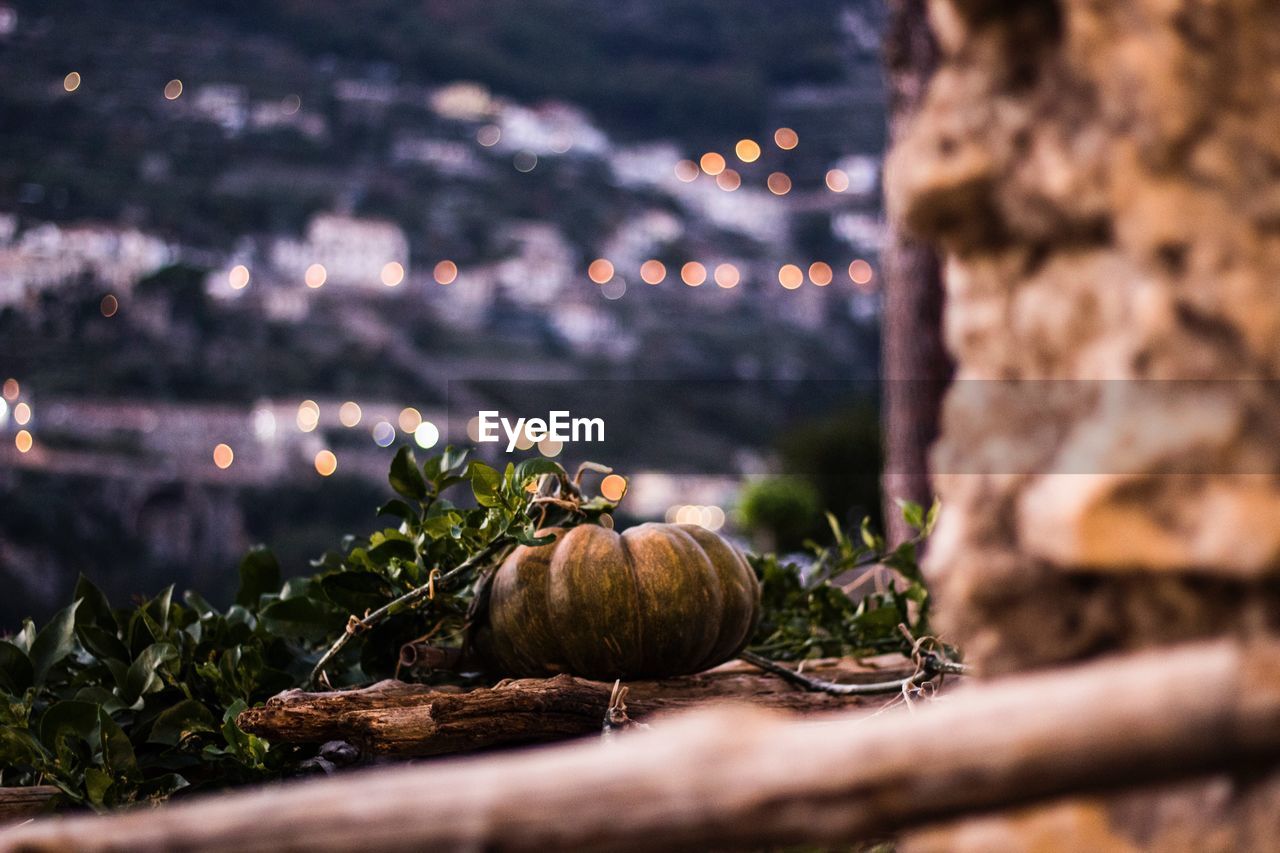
[888,0,1280,847]
[888,0,1280,675]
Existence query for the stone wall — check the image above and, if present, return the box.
[888,0,1280,675]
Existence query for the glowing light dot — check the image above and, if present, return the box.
[63,72,81,93]
[538,437,563,457]
[229,265,250,289]
[282,94,301,115]
[640,260,666,285]
[601,278,626,300]
[774,127,799,150]
[600,474,628,502]
[767,172,792,196]
[674,160,699,182]
[314,450,337,477]
[715,169,741,191]
[476,125,501,146]
[372,421,395,447]
[15,430,32,454]
[809,262,833,286]
[413,421,440,450]
[213,443,234,469]
[714,263,740,289]
[99,294,119,317]
[779,264,804,290]
[699,152,726,176]
[434,260,457,285]
[825,169,850,192]
[680,262,707,287]
[705,505,726,531]
[164,79,183,100]
[735,139,761,163]
[398,407,422,433]
[305,263,327,288]
[381,261,405,287]
[587,258,615,284]
[513,151,538,172]
[849,259,875,287]
[3,379,18,401]
[339,401,362,428]
[14,402,31,425]
[296,400,319,433]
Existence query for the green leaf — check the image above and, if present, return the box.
[376,499,416,522]
[122,643,179,704]
[74,574,118,633]
[236,546,282,608]
[440,445,469,476]
[84,767,114,809]
[259,597,340,641]
[895,498,925,531]
[97,707,136,776]
[30,599,82,687]
[40,700,100,750]
[469,461,503,507]
[389,446,427,500]
[512,458,561,489]
[0,640,33,694]
[320,572,393,613]
[148,699,216,746]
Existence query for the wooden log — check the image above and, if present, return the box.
[7,638,1279,852]
[237,658,919,757]
[0,787,59,824]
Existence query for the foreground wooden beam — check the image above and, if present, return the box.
[0,787,59,824]
[6,639,1280,852]
[237,659,916,757]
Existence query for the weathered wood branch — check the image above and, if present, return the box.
[238,658,918,757]
[7,638,1280,852]
[0,786,59,824]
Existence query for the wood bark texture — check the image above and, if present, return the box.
[237,658,916,757]
[6,638,1279,852]
[0,787,59,824]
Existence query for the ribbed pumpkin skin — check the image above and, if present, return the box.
[471,523,761,680]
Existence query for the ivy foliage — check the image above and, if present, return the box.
[748,499,941,661]
[0,447,611,808]
[0,446,938,811]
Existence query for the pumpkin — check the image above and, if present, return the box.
[470,522,761,680]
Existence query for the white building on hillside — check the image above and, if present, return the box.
[271,214,409,291]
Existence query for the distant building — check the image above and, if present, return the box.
[270,214,409,291]
[600,210,683,272]
[0,5,15,37]
[492,222,575,307]
[391,136,484,177]
[429,81,496,121]
[190,84,248,134]
[0,221,172,306]
[494,101,607,157]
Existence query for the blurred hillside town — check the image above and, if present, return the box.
[0,0,888,623]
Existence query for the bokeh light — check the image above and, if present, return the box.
[338,401,362,427]
[587,258,615,284]
[825,169,850,192]
[213,443,234,469]
[229,265,250,289]
[476,125,501,146]
[305,263,327,288]
[778,264,804,289]
[680,262,706,286]
[715,169,741,191]
[413,421,440,449]
[774,127,799,149]
[699,152,726,176]
[372,421,395,447]
[100,294,119,317]
[513,151,538,172]
[714,263,740,289]
[398,407,422,433]
[63,72,81,93]
[164,79,183,100]
[849,259,874,287]
[767,172,792,195]
[296,400,319,432]
[282,94,301,115]
[434,260,458,285]
[14,402,31,425]
[3,379,19,401]
[734,139,761,163]
[600,474,628,502]
[601,278,626,300]
[808,262,833,286]
[538,437,563,457]
[14,430,32,454]
[380,261,405,287]
[640,259,666,285]
[674,160,699,182]
[314,450,337,477]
